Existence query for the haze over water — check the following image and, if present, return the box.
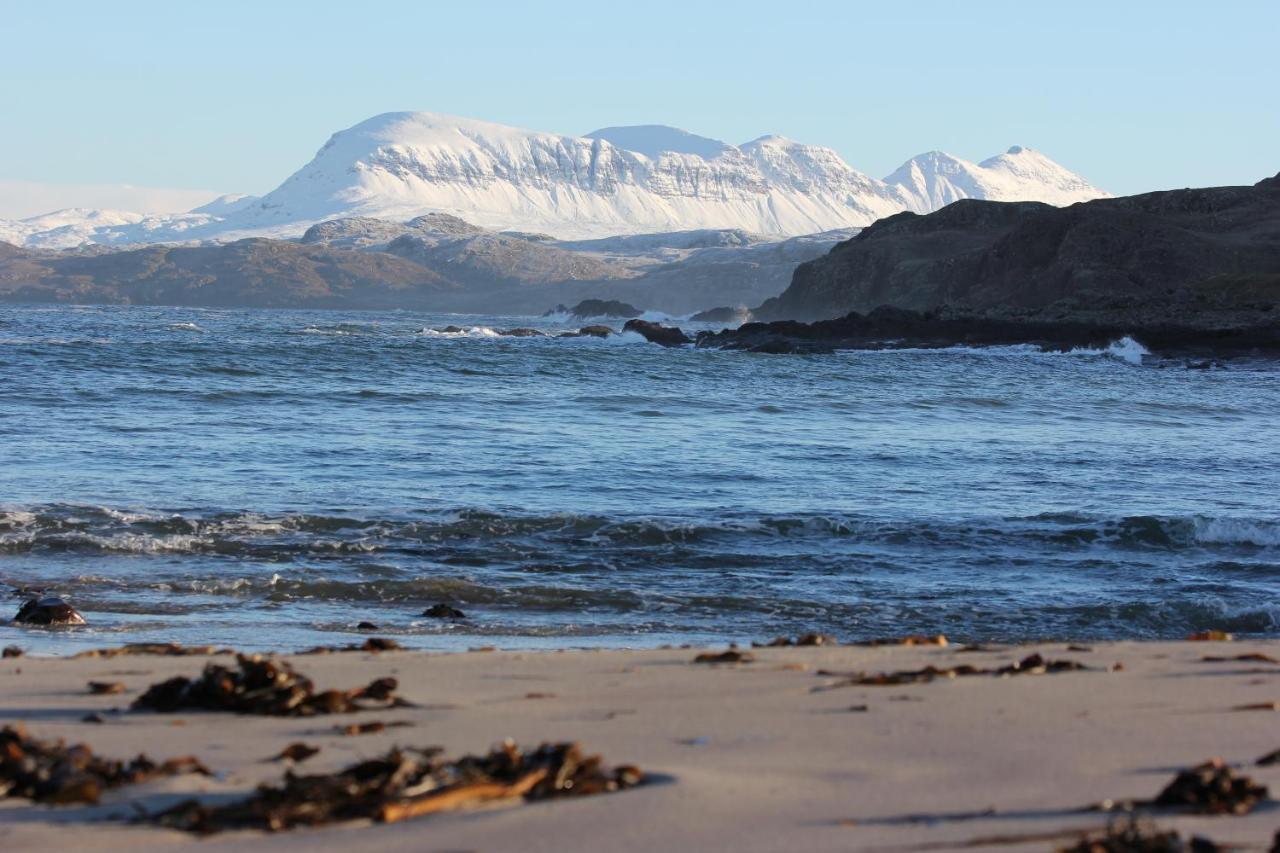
[2,305,1277,653]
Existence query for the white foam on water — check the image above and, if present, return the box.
[418,326,501,339]
[1193,517,1280,547]
[168,322,205,332]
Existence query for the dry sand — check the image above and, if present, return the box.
[1,640,1278,851]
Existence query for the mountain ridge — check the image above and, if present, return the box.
[1,112,1109,249]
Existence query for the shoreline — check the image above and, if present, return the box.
[3,639,1278,851]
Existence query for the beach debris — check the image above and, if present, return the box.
[1187,631,1233,641]
[1256,748,1280,766]
[1067,644,1095,652]
[87,681,126,695]
[817,663,985,687]
[131,653,411,716]
[148,741,642,834]
[814,654,1088,689]
[1152,759,1267,815]
[81,713,105,724]
[1059,816,1221,853]
[422,603,466,619]
[1200,653,1279,664]
[755,633,837,647]
[995,654,1088,676]
[12,596,86,626]
[0,724,210,805]
[1096,759,1269,816]
[266,743,320,763]
[297,637,404,654]
[1232,701,1280,712]
[855,634,949,647]
[2,645,23,658]
[71,643,234,658]
[692,650,755,664]
[335,720,415,736]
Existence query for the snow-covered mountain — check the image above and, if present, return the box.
[0,113,1109,248]
[884,146,1107,210]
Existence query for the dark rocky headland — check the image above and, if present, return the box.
[707,173,1280,355]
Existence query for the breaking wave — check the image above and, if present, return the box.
[1,504,1275,558]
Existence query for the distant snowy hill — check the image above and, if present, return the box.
[884,146,1107,210]
[0,113,1109,248]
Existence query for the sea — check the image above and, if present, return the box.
[1,305,1277,654]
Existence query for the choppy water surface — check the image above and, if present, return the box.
[1,305,1276,653]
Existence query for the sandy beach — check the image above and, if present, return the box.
[1,639,1277,851]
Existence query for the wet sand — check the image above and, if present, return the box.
[2,640,1278,851]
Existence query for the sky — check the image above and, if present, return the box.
[1,0,1277,218]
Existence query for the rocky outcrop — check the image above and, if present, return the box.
[623,319,692,347]
[567,299,642,319]
[754,174,1280,323]
[0,239,465,310]
[690,305,752,323]
[385,233,636,288]
[696,304,1280,357]
[0,224,843,315]
[554,325,615,339]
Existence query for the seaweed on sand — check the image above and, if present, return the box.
[814,654,1088,689]
[132,653,412,716]
[0,724,210,805]
[149,741,643,834]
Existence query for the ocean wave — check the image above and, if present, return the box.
[1,504,1276,558]
[418,325,501,339]
[1069,335,1150,365]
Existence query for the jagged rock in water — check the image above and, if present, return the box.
[568,299,643,319]
[697,304,1280,358]
[623,319,692,347]
[558,325,614,339]
[13,596,86,626]
[422,603,466,619]
[690,305,752,323]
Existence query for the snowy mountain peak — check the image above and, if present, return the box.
[2,112,1111,247]
[885,146,1108,211]
[584,125,731,160]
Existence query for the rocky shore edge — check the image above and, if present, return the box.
[613,306,1280,358]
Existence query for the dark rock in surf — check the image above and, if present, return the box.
[422,603,466,619]
[568,299,642,319]
[2,646,23,658]
[558,325,614,339]
[623,319,692,347]
[13,597,86,626]
[499,327,545,337]
[690,305,752,324]
[356,621,380,631]
[696,304,1280,357]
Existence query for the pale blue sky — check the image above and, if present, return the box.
[3,0,1277,212]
